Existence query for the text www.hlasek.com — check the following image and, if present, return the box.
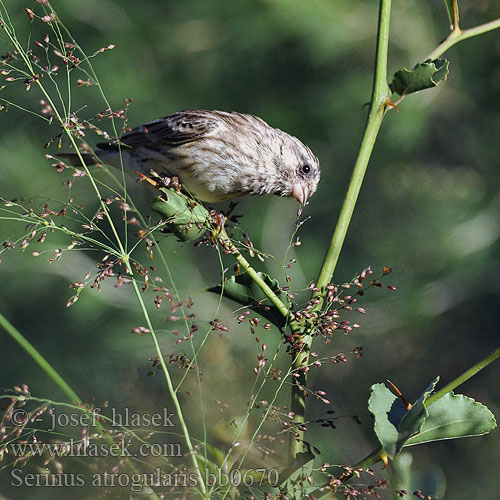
[8,438,182,458]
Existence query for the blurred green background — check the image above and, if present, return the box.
[1,0,499,498]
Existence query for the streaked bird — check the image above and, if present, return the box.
[60,109,320,205]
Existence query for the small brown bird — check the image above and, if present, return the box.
[62,110,320,205]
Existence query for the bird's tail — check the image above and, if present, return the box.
[57,152,101,167]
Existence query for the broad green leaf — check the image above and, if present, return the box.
[406,392,497,445]
[391,59,450,96]
[369,378,439,459]
[208,271,290,328]
[277,452,315,500]
[150,187,210,242]
[370,379,497,462]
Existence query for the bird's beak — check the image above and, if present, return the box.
[292,181,310,205]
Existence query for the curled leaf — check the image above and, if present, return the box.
[391,59,450,96]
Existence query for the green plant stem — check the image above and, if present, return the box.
[288,2,500,472]
[288,350,309,464]
[287,0,393,466]
[217,222,308,468]
[0,312,81,403]
[427,17,500,60]
[217,225,299,331]
[351,15,500,475]
[425,345,500,407]
[450,0,460,31]
[315,1,392,294]
[215,225,314,467]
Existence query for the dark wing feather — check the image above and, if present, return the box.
[97,110,219,150]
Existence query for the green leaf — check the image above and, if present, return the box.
[208,271,290,328]
[150,187,210,242]
[391,59,450,96]
[369,379,497,462]
[369,383,400,458]
[368,378,439,459]
[406,392,497,445]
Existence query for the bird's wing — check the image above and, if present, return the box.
[97,110,220,149]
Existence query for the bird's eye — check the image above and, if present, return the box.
[301,164,311,174]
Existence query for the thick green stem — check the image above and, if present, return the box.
[450,0,460,32]
[288,0,393,466]
[315,1,392,293]
[214,225,313,467]
[349,14,500,479]
[304,13,500,497]
[289,2,500,473]
[288,349,308,463]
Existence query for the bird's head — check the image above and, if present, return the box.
[276,133,321,205]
